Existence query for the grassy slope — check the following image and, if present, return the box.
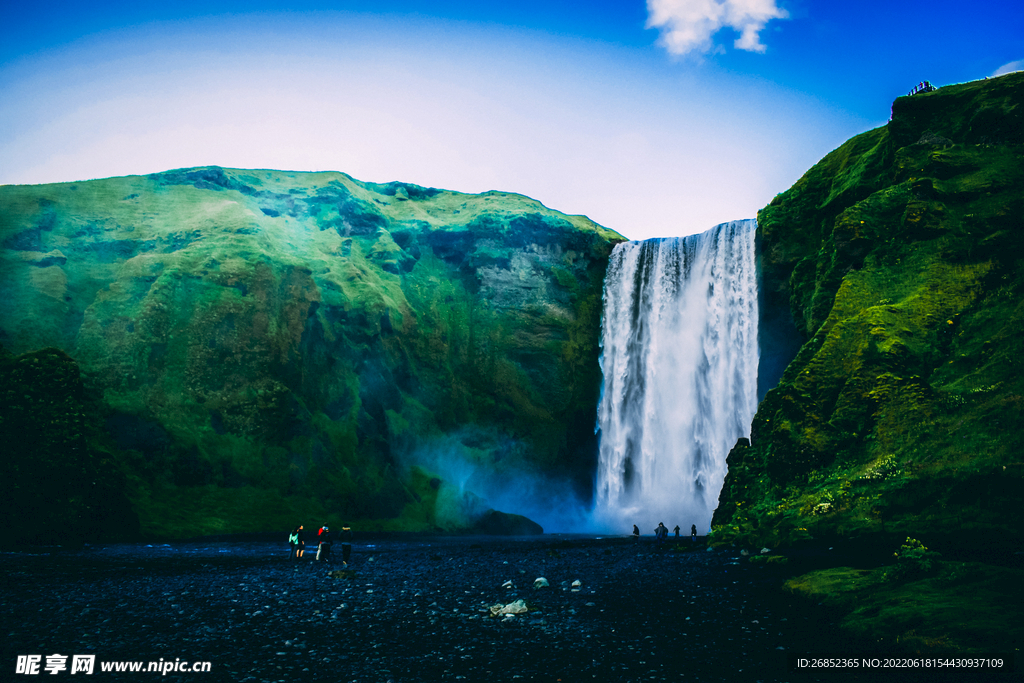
[0,169,624,540]
[712,72,1024,653]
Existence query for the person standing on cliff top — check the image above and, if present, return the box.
[632,524,640,545]
[673,525,680,539]
[691,524,697,543]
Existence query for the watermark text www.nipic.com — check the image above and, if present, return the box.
[16,655,212,675]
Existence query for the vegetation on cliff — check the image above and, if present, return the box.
[713,71,1024,652]
[0,169,624,540]
[0,347,138,544]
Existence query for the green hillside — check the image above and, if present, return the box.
[713,71,1024,653]
[0,168,624,541]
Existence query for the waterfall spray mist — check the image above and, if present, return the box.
[594,220,759,534]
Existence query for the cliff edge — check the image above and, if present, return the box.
[714,71,1024,653]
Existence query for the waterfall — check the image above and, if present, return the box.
[594,220,759,534]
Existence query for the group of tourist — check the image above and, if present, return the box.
[632,523,698,545]
[908,80,937,96]
[288,524,353,565]
[287,521,694,561]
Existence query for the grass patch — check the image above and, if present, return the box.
[785,560,1024,653]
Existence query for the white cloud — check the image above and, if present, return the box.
[992,60,1023,77]
[646,0,788,56]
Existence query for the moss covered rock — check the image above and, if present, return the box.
[0,169,624,538]
[713,72,1024,550]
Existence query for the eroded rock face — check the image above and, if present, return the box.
[713,72,1024,549]
[0,169,625,538]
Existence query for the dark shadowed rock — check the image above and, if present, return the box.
[472,509,543,535]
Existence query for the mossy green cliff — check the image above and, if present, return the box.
[713,72,1024,652]
[0,168,624,541]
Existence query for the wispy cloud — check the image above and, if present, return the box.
[0,13,867,241]
[992,60,1023,77]
[646,0,788,56]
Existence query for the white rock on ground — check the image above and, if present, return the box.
[489,599,529,617]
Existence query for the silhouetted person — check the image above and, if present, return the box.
[316,525,332,562]
[296,525,306,558]
[340,524,353,565]
[673,525,680,538]
[691,524,697,543]
[655,522,668,546]
[632,524,640,545]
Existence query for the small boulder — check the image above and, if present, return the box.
[472,509,544,536]
[533,577,549,589]
[760,547,771,554]
[489,599,528,617]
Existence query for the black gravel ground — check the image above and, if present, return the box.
[0,536,982,682]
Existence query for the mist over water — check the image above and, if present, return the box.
[593,220,759,535]
[402,433,592,534]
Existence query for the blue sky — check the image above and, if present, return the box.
[1,1,1021,239]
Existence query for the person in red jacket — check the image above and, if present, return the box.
[316,525,332,562]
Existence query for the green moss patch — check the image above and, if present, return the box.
[785,560,1024,653]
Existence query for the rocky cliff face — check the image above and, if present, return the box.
[713,71,1024,549]
[0,168,624,540]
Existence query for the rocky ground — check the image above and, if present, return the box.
[0,536,995,682]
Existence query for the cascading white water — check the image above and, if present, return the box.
[594,219,759,534]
